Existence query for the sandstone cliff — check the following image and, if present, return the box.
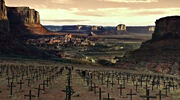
[0,0,9,32]
[0,0,53,58]
[152,16,180,40]
[7,7,51,35]
[129,16,180,62]
[7,7,40,24]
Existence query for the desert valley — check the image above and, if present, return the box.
[0,0,180,100]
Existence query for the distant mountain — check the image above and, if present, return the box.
[44,25,155,35]
[45,25,63,32]
[126,26,155,34]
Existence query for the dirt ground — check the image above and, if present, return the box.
[0,65,179,100]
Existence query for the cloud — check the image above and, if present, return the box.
[38,7,180,26]
[5,0,180,26]
[134,8,180,16]
[6,0,180,10]
[41,19,89,22]
[136,10,165,15]
[74,11,104,17]
[103,0,158,3]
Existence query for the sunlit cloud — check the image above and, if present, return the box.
[38,7,180,26]
[103,0,158,3]
[5,0,180,26]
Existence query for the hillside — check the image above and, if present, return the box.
[0,0,56,58]
[129,16,180,62]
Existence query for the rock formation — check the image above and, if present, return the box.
[0,0,51,35]
[116,24,126,31]
[152,16,180,40]
[6,7,50,35]
[126,26,154,34]
[7,7,40,24]
[0,0,53,57]
[129,16,180,62]
[0,0,9,32]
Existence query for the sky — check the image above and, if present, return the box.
[5,0,180,26]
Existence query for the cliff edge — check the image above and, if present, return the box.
[0,0,52,58]
[7,7,51,35]
[152,16,180,40]
[130,16,180,62]
[0,0,9,32]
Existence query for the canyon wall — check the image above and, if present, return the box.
[7,7,40,25]
[0,0,52,57]
[0,0,9,32]
[6,6,49,35]
[152,16,180,40]
[0,0,47,35]
[130,16,180,62]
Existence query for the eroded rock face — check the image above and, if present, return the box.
[130,16,180,62]
[152,16,180,40]
[116,24,126,31]
[0,0,9,32]
[7,7,40,25]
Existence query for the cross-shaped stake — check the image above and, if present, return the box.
[134,82,139,92]
[44,78,51,87]
[117,76,120,85]
[103,93,115,100]
[156,80,160,88]
[6,76,11,86]
[35,84,44,99]
[140,89,156,100]
[138,78,145,87]
[40,80,47,91]
[8,82,16,96]
[92,83,98,94]
[163,85,169,96]
[101,74,104,85]
[122,77,126,87]
[24,90,36,100]
[151,80,156,91]
[86,77,90,86]
[131,77,136,85]
[145,81,149,91]
[0,88,2,94]
[97,88,105,100]
[105,78,111,88]
[26,77,31,87]
[117,84,125,96]
[89,79,93,91]
[170,82,176,90]
[17,80,24,90]
[110,79,115,88]
[127,89,136,100]
[156,90,166,100]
